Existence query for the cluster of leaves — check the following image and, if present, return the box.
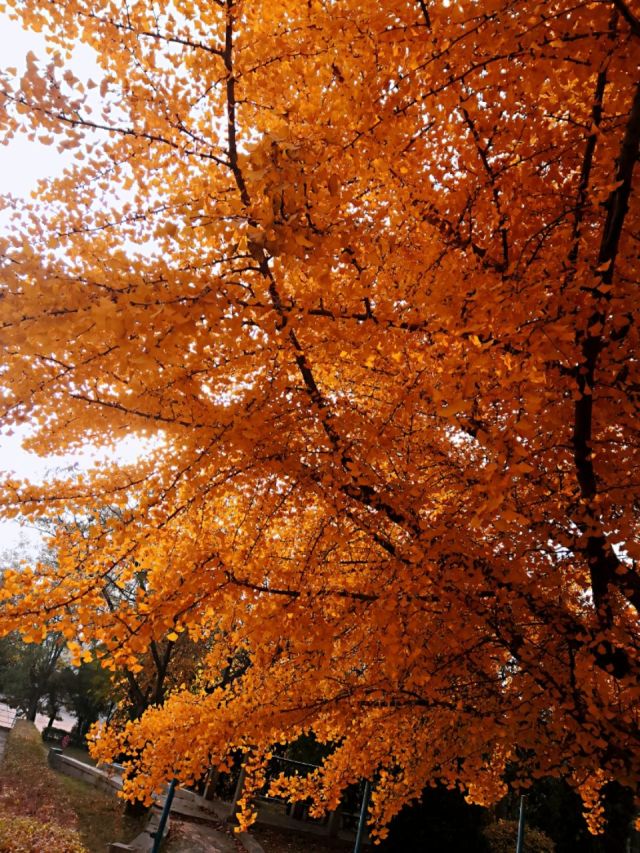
[0,529,216,736]
[0,0,639,842]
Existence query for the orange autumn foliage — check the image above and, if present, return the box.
[0,0,639,838]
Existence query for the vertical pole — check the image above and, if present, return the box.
[353,781,371,853]
[515,794,526,853]
[151,778,177,853]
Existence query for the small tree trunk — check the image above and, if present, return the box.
[26,697,39,722]
[124,798,149,818]
[327,804,342,837]
[596,782,635,853]
[231,767,246,823]
[203,768,220,801]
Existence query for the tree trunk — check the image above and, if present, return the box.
[203,768,220,801]
[26,697,39,722]
[596,783,636,853]
[124,798,149,818]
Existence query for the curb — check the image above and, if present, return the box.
[237,830,265,853]
[107,805,169,852]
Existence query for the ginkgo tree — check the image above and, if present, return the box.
[0,0,639,845]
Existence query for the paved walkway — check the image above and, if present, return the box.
[165,819,241,852]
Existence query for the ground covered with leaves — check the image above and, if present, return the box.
[251,826,357,853]
[0,724,360,853]
[0,721,143,852]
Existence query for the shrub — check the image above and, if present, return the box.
[41,726,70,744]
[484,819,555,853]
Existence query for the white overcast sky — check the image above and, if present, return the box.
[1,13,91,194]
[0,12,145,550]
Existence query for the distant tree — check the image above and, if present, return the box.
[43,666,65,729]
[60,660,112,740]
[0,631,65,722]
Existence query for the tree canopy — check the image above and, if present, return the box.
[0,0,638,838]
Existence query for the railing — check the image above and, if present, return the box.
[210,753,367,833]
[258,756,366,829]
[0,706,16,729]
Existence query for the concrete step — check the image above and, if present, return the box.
[155,795,221,822]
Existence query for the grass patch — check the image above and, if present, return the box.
[0,721,144,852]
[57,770,145,852]
[61,744,97,767]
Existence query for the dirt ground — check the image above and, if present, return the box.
[251,824,358,853]
[164,817,244,852]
